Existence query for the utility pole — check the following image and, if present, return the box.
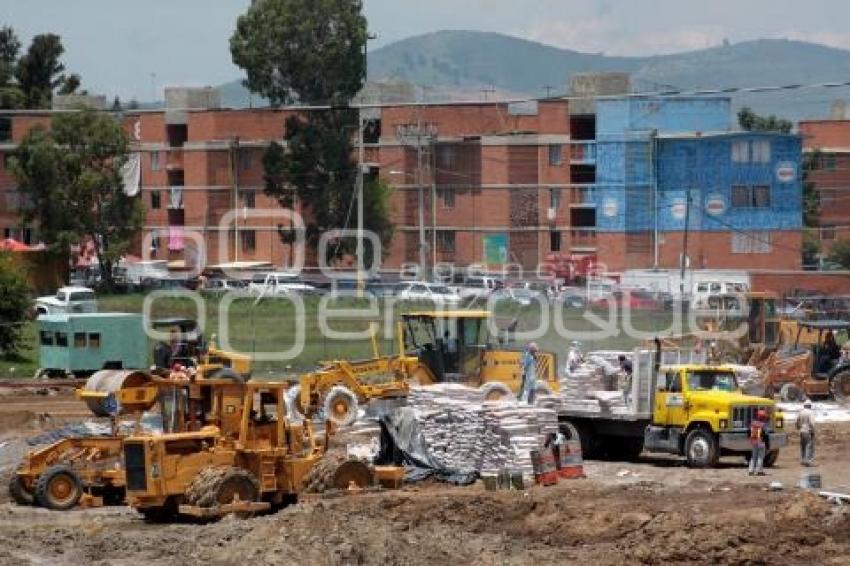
[679,192,691,316]
[356,32,377,296]
[396,119,438,280]
[431,137,437,269]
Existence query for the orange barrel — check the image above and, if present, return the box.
[541,450,559,485]
[559,439,586,479]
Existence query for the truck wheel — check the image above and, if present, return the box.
[763,450,780,468]
[8,473,34,505]
[831,369,850,403]
[780,383,804,403]
[479,382,515,402]
[684,429,719,468]
[285,384,306,422]
[322,386,359,427]
[35,465,83,511]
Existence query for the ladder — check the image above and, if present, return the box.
[260,457,277,491]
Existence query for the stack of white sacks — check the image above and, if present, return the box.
[407,384,559,478]
[559,351,630,413]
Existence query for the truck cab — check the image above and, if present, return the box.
[644,364,787,467]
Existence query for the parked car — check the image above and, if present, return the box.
[492,286,546,307]
[201,277,248,295]
[35,287,97,316]
[458,276,502,302]
[248,272,318,296]
[557,286,587,309]
[395,282,461,306]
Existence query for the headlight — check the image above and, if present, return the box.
[719,419,728,429]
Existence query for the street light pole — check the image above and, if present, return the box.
[357,32,378,296]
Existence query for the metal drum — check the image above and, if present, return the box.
[82,369,152,416]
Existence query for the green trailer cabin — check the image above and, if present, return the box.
[38,313,148,377]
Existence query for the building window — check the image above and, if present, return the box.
[89,333,101,349]
[150,151,161,171]
[549,188,561,210]
[240,151,253,171]
[55,332,68,347]
[437,230,456,253]
[731,185,770,208]
[823,154,837,171]
[731,231,772,254]
[548,144,563,166]
[549,230,561,252]
[150,190,161,210]
[732,140,771,164]
[751,140,770,163]
[437,145,455,168]
[438,188,454,209]
[731,140,749,163]
[822,225,836,241]
[240,230,256,252]
[39,331,53,346]
[242,189,256,208]
[0,117,10,142]
[753,185,770,207]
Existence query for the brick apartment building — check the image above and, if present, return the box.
[798,119,850,254]
[0,87,803,276]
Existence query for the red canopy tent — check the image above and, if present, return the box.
[0,238,32,252]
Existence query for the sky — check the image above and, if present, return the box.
[4,0,850,100]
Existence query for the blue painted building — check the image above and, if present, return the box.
[574,96,803,270]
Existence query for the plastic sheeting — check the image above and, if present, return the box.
[376,409,478,485]
[121,153,141,196]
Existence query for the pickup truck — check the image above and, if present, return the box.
[35,287,97,316]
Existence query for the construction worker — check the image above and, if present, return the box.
[618,354,633,405]
[748,409,769,476]
[520,342,539,404]
[796,400,816,466]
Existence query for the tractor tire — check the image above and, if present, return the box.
[285,384,306,422]
[684,429,719,468]
[831,369,850,403]
[8,472,34,505]
[780,383,805,403]
[764,450,780,468]
[302,452,374,494]
[322,386,360,427]
[209,368,247,384]
[34,465,83,511]
[479,382,516,402]
[185,467,260,518]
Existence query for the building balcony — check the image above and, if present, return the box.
[570,141,596,165]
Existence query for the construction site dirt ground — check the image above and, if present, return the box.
[0,390,849,565]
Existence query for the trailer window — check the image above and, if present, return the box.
[89,333,101,349]
[55,332,68,347]
[74,333,87,348]
[40,331,53,346]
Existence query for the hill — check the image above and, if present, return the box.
[218,31,850,121]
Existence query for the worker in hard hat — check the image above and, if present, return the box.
[796,400,816,466]
[748,409,769,476]
[520,342,539,405]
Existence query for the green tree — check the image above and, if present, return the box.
[233,0,390,265]
[0,251,31,356]
[802,229,821,267]
[828,238,850,269]
[0,26,24,108]
[230,0,367,106]
[15,33,80,108]
[10,110,143,289]
[737,107,792,134]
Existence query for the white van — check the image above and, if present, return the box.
[249,272,318,296]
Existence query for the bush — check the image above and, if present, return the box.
[0,252,31,356]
